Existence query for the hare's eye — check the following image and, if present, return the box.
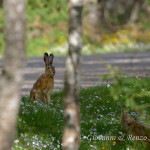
[127,123,131,126]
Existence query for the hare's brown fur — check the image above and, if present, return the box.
[30,52,55,104]
[121,112,150,148]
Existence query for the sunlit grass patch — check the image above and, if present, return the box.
[12,78,150,149]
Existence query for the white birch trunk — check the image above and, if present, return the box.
[63,0,83,150]
[0,0,26,149]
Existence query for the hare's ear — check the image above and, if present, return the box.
[44,52,49,64]
[49,53,54,65]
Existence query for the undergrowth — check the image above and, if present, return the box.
[12,77,150,150]
[0,1,150,57]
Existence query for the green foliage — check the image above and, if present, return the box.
[100,64,150,111]
[12,79,150,149]
[0,0,68,57]
[25,0,68,57]
[27,0,68,25]
[0,0,150,57]
[27,0,66,12]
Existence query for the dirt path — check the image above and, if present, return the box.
[0,51,150,97]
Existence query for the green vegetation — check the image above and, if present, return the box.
[0,0,150,57]
[12,77,150,149]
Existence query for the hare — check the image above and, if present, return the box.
[30,52,55,104]
[121,112,150,148]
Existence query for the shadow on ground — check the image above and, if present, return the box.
[0,52,150,96]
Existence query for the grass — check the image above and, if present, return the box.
[12,77,150,150]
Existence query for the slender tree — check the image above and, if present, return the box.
[0,0,26,149]
[97,0,117,31]
[130,0,145,22]
[143,0,150,17]
[0,0,3,8]
[63,0,83,150]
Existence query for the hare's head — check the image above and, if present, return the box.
[44,52,55,76]
[121,112,135,133]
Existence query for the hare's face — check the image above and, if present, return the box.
[46,65,54,76]
[121,113,135,133]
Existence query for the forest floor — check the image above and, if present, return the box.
[0,52,150,150]
[0,51,150,96]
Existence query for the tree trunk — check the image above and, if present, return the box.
[130,0,144,22]
[112,0,118,24]
[0,0,26,150]
[98,0,107,26]
[98,0,117,32]
[62,0,83,150]
[0,0,3,8]
[143,0,150,17]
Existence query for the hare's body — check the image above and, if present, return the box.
[30,53,55,104]
[121,112,150,148]
[30,73,54,104]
